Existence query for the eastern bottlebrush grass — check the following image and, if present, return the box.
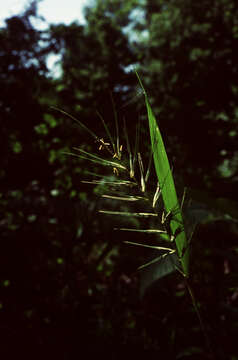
[54,71,215,358]
[53,76,189,279]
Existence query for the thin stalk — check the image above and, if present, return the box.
[110,92,120,157]
[52,106,98,140]
[96,111,115,155]
[184,278,215,359]
[123,117,134,178]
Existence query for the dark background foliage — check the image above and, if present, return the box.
[1,0,238,359]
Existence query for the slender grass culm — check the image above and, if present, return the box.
[55,71,215,359]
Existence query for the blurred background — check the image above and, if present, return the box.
[1,0,238,358]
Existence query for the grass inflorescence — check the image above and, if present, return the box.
[55,71,215,358]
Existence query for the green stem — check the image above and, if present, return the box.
[185,278,215,359]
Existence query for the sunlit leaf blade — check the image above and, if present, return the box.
[99,210,158,217]
[135,71,189,277]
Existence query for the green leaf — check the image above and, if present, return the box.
[136,70,189,277]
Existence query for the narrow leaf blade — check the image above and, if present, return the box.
[135,71,189,277]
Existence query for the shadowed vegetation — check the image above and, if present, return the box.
[1,0,238,359]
